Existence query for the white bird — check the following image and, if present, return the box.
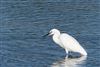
[44,28,87,56]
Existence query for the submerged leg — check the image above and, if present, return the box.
[65,50,68,58]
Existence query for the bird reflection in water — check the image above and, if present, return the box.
[51,56,87,67]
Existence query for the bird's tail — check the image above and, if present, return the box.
[80,48,87,56]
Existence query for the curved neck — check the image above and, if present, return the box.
[52,32,61,44]
[52,32,64,48]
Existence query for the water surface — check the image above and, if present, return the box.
[0,0,100,67]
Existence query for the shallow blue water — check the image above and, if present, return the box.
[0,0,100,67]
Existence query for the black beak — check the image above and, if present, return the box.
[42,33,49,37]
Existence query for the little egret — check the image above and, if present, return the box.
[44,29,87,56]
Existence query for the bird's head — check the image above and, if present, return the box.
[49,29,60,36]
[43,28,60,37]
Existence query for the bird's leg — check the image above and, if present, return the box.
[65,49,69,56]
[65,50,68,58]
[65,49,68,54]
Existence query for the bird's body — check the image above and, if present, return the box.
[48,29,87,56]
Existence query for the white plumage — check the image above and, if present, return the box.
[48,28,87,56]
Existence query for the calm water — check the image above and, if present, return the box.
[0,0,100,67]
